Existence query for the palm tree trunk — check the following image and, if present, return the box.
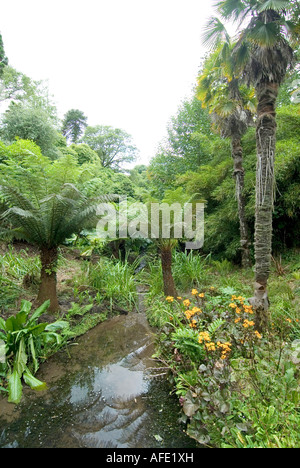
[250,82,279,331]
[37,246,60,313]
[231,137,251,268]
[160,246,178,298]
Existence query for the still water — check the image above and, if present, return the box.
[0,312,199,448]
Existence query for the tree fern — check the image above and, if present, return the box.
[0,180,117,311]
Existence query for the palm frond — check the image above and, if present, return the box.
[216,0,251,23]
[257,0,290,13]
[202,17,231,50]
[247,19,281,47]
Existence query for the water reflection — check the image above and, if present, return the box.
[0,313,199,449]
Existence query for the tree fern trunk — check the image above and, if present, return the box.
[37,247,59,313]
[231,137,251,268]
[250,82,279,331]
[160,246,177,298]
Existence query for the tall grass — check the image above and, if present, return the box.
[172,250,210,291]
[87,257,138,311]
[0,246,41,312]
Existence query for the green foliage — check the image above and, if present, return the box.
[0,300,68,404]
[69,143,98,165]
[172,250,210,291]
[81,125,138,171]
[0,33,8,77]
[0,105,59,158]
[61,109,88,144]
[152,283,300,447]
[87,257,138,311]
[148,96,213,195]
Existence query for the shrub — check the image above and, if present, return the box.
[154,288,300,448]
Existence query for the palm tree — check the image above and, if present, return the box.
[197,38,256,267]
[211,0,298,329]
[0,183,114,312]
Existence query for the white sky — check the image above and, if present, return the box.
[0,0,216,165]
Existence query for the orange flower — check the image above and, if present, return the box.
[166,296,174,303]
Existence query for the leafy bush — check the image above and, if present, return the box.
[0,300,68,404]
[154,288,300,448]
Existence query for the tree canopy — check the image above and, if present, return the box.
[81,125,138,171]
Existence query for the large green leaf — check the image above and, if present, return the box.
[7,369,23,404]
[257,0,290,12]
[248,20,280,46]
[45,320,69,332]
[0,317,6,331]
[19,300,32,314]
[28,335,39,374]
[23,368,47,391]
[27,300,50,327]
[14,337,27,376]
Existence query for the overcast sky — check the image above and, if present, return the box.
[1,0,216,165]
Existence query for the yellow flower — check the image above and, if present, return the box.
[205,341,216,352]
[198,331,211,343]
[254,330,262,339]
[185,310,193,320]
[198,293,205,298]
[177,296,182,300]
[166,296,174,302]
[191,306,202,314]
[235,317,241,323]
[235,307,241,314]
[183,299,191,307]
[210,286,215,290]
[191,289,198,295]
[229,303,237,308]
[189,320,197,328]
[243,304,254,314]
[243,319,255,328]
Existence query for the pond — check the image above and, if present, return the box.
[0,311,199,449]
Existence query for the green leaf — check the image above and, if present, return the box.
[28,335,39,374]
[0,317,6,331]
[14,337,27,376]
[7,369,23,404]
[27,300,50,327]
[23,368,47,391]
[257,0,290,12]
[19,300,32,314]
[45,321,69,332]
[182,390,200,417]
[14,311,28,328]
[248,20,280,47]
[28,323,47,337]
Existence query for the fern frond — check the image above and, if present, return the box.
[208,318,225,337]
